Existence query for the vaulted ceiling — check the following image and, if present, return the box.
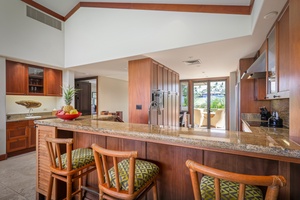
[21,0,287,81]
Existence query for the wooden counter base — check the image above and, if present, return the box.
[36,125,300,200]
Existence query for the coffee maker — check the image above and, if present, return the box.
[268,111,283,128]
[260,107,271,120]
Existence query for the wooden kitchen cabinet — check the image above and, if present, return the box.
[6,120,36,156]
[45,68,62,96]
[27,120,37,148]
[28,66,44,95]
[266,5,290,99]
[128,58,179,126]
[6,60,27,95]
[254,78,267,100]
[277,6,290,95]
[6,60,62,96]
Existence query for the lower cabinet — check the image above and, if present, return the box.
[6,120,36,155]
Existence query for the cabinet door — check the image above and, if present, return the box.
[27,120,36,148]
[267,26,277,95]
[28,66,44,95]
[278,7,290,93]
[254,78,267,100]
[6,121,28,153]
[45,68,62,96]
[6,60,27,95]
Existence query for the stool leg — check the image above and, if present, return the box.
[152,180,158,200]
[78,170,82,200]
[67,175,72,200]
[46,173,54,200]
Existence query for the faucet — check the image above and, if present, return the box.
[148,101,161,125]
[27,108,33,117]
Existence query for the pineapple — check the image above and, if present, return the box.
[62,85,78,113]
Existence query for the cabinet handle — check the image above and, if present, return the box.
[273,95,280,98]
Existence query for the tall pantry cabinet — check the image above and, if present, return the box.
[128,58,179,127]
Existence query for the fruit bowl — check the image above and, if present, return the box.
[56,112,82,120]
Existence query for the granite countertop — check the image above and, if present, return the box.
[6,112,56,122]
[34,115,300,161]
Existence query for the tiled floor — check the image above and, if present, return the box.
[0,152,36,200]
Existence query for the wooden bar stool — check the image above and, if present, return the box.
[91,144,160,200]
[44,137,96,200]
[186,159,286,200]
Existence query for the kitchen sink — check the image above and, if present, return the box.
[25,116,42,119]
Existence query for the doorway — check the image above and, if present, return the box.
[75,77,98,116]
[193,80,226,129]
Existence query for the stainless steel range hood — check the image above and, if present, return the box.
[241,51,267,79]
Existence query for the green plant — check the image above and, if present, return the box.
[62,85,79,105]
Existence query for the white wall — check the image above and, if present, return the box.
[0,0,64,67]
[98,77,128,122]
[0,57,6,155]
[64,7,251,67]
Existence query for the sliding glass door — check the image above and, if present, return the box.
[193,80,226,129]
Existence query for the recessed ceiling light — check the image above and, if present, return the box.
[264,11,278,19]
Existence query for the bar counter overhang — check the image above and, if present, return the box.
[34,115,300,199]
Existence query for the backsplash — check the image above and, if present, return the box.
[271,98,289,127]
[241,98,289,128]
[6,95,60,115]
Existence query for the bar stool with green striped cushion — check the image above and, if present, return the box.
[200,175,263,200]
[108,159,159,192]
[186,159,287,200]
[92,144,160,200]
[45,137,96,200]
[57,148,95,169]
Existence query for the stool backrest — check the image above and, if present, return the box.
[186,159,286,200]
[44,137,73,171]
[91,144,138,197]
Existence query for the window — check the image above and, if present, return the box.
[180,81,189,111]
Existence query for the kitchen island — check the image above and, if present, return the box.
[35,116,300,199]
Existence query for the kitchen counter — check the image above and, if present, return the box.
[35,116,300,161]
[34,116,300,200]
[6,112,56,122]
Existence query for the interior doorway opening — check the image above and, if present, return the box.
[75,77,98,116]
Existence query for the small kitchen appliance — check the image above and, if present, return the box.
[260,107,271,120]
[268,111,283,128]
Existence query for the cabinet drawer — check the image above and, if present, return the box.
[7,127,27,140]
[7,138,27,153]
[7,120,28,129]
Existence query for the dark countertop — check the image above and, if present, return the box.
[34,115,300,161]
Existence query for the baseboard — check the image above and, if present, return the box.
[0,153,7,161]
[7,147,35,158]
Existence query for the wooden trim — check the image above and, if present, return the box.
[22,1,254,22]
[21,0,65,21]
[65,2,81,21]
[80,2,253,15]
[0,154,7,161]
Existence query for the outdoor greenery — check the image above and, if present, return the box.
[181,81,226,111]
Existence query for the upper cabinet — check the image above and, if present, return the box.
[6,60,62,96]
[28,66,44,95]
[6,61,27,95]
[267,26,276,96]
[266,5,290,99]
[44,68,62,96]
